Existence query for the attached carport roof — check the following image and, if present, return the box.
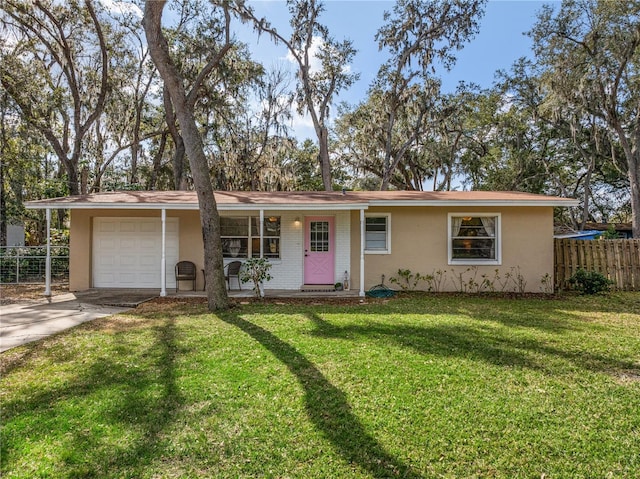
[25,190,579,210]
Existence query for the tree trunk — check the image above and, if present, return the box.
[0,157,6,247]
[628,153,640,238]
[65,158,80,196]
[130,137,139,186]
[149,132,168,190]
[173,140,187,190]
[613,124,640,238]
[380,109,395,191]
[164,86,188,190]
[144,1,228,310]
[380,148,393,190]
[580,157,594,231]
[318,126,332,191]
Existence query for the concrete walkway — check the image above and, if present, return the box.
[0,287,361,353]
[0,293,136,353]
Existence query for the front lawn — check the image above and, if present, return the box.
[1,294,639,478]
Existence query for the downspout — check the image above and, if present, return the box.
[359,208,365,297]
[44,208,51,297]
[160,208,166,297]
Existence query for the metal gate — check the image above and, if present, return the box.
[0,246,69,284]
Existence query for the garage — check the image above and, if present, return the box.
[92,217,179,288]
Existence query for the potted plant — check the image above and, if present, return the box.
[334,282,343,291]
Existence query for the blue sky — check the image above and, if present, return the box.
[238,0,552,140]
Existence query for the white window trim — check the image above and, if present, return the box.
[220,215,281,259]
[447,213,501,265]
[364,213,391,255]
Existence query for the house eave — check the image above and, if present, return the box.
[23,190,579,210]
[368,199,580,207]
[24,201,370,211]
[24,202,201,210]
[219,203,370,211]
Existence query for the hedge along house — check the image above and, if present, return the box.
[25,190,578,296]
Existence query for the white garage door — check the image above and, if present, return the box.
[93,217,179,288]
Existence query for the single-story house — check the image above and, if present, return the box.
[25,190,578,296]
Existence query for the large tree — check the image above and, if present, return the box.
[0,0,110,196]
[335,83,442,191]
[456,59,628,228]
[143,0,229,310]
[234,0,359,191]
[0,90,67,243]
[206,58,293,191]
[529,0,640,237]
[371,0,486,190]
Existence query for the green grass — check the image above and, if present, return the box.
[2,293,640,478]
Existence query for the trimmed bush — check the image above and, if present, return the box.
[569,269,613,295]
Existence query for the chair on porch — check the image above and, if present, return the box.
[225,261,242,291]
[175,260,197,292]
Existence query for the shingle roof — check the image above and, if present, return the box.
[25,190,579,209]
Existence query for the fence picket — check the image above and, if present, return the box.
[634,241,640,290]
[554,239,640,291]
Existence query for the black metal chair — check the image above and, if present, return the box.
[225,261,242,291]
[175,260,197,292]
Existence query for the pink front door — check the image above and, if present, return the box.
[304,216,335,284]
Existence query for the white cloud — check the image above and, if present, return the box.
[498,93,515,113]
[285,36,324,74]
[99,0,143,18]
[290,110,314,128]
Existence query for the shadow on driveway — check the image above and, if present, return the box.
[0,290,157,352]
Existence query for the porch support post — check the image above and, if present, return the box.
[259,209,264,258]
[44,208,51,297]
[359,208,365,297]
[160,208,167,297]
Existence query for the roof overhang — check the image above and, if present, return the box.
[24,201,370,211]
[368,199,580,207]
[24,201,199,210]
[24,190,580,210]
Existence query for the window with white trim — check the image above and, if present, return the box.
[221,216,280,259]
[365,214,391,254]
[448,214,500,264]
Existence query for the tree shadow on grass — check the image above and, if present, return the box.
[305,310,639,376]
[220,310,420,478]
[1,316,184,477]
[306,310,542,370]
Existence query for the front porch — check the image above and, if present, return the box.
[174,288,361,299]
[70,288,362,308]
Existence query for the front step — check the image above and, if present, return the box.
[300,284,336,292]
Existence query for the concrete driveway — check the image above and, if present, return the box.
[0,290,157,352]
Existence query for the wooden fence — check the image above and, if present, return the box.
[555,239,640,291]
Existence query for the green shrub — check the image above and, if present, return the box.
[601,225,620,239]
[389,269,424,291]
[239,258,273,298]
[569,269,613,295]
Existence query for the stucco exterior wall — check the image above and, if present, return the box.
[69,209,201,291]
[69,208,351,291]
[70,205,552,293]
[350,206,554,293]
